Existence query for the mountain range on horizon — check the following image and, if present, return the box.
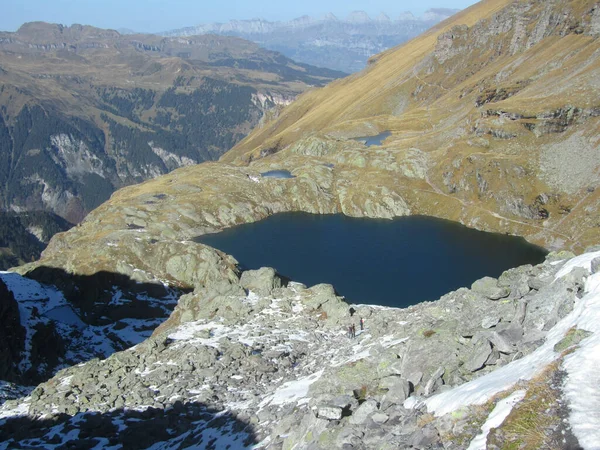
[161,8,460,73]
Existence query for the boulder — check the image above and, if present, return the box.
[349,399,379,425]
[465,340,492,372]
[380,377,411,405]
[316,405,343,420]
[423,367,445,396]
[240,267,283,296]
[471,277,510,300]
[371,412,389,424]
[498,266,532,299]
[481,316,500,329]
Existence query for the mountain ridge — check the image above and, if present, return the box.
[161,9,460,73]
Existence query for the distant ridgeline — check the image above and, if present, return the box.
[161,9,460,73]
[0,212,72,270]
[0,22,344,224]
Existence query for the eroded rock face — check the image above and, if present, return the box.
[1,252,593,449]
[0,279,25,382]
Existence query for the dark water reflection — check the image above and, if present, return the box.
[196,213,547,308]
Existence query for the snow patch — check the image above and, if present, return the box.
[259,370,324,408]
[413,251,600,419]
[467,390,526,450]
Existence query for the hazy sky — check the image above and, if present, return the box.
[3,0,479,33]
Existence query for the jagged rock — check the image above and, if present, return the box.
[487,331,516,354]
[381,377,411,406]
[349,399,379,425]
[481,316,500,329]
[546,250,576,263]
[409,425,440,449]
[465,340,492,372]
[496,322,524,345]
[301,283,349,323]
[471,277,510,300]
[554,328,593,352]
[240,267,283,296]
[331,394,359,412]
[423,367,446,396]
[498,266,532,299]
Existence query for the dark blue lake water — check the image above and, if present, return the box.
[261,170,295,179]
[196,213,547,308]
[353,131,392,147]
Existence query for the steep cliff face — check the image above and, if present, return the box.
[0,278,25,382]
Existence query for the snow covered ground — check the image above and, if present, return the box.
[0,271,179,384]
[410,250,600,449]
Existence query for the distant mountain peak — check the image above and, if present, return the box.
[375,13,392,23]
[398,11,417,21]
[346,11,372,23]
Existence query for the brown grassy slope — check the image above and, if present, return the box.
[223,0,600,165]
[217,0,600,251]
[221,0,514,162]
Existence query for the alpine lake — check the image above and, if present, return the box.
[195,213,547,308]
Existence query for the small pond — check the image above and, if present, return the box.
[261,170,295,179]
[196,213,547,308]
[352,131,392,147]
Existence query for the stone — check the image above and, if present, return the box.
[498,266,531,299]
[316,405,343,420]
[465,340,492,372]
[496,322,524,345]
[487,332,515,354]
[554,328,593,352]
[424,367,445,396]
[381,378,411,405]
[371,412,389,424]
[528,275,550,291]
[331,395,359,412]
[545,251,576,263]
[471,277,510,300]
[481,316,500,329]
[409,425,440,449]
[349,399,379,425]
[240,267,283,296]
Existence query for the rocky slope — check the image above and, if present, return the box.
[0,0,599,448]
[162,9,459,73]
[0,269,181,384]
[0,22,343,223]
[1,249,599,448]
